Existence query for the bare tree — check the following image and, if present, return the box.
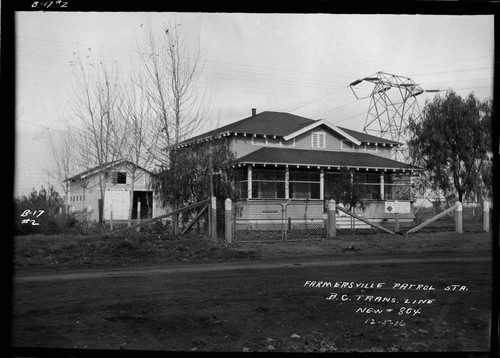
[119,64,161,226]
[70,50,126,226]
[44,121,79,215]
[136,21,210,165]
[135,21,211,233]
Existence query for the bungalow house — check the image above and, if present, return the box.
[180,109,420,230]
[65,159,167,223]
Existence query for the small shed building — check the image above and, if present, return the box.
[65,160,167,223]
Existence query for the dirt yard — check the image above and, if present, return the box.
[11,230,494,354]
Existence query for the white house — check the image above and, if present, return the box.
[65,159,167,223]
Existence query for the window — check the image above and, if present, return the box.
[289,169,320,199]
[117,172,127,184]
[251,168,286,199]
[325,171,381,201]
[312,132,326,148]
[384,173,411,200]
[234,169,248,199]
[356,173,381,200]
[109,171,127,184]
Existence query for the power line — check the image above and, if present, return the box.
[312,99,360,118]
[283,86,349,112]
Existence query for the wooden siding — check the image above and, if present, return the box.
[293,130,342,151]
[229,131,395,161]
[67,164,167,222]
[230,136,258,158]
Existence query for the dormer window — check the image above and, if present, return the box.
[311,132,326,149]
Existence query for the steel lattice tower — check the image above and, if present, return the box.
[349,72,438,163]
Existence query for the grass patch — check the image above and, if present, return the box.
[13,232,260,269]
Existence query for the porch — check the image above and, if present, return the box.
[233,199,415,231]
[232,164,416,230]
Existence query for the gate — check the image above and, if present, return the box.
[231,200,326,242]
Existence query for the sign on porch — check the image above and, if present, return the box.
[385,201,411,214]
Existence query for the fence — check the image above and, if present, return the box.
[108,198,215,238]
[224,199,491,242]
[230,199,325,242]
[106,197,491,241]
[411,200,491,233]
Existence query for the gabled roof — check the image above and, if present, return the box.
[235,147,418,171]
[183,111,314,144]
[180,111,401,146]
[65,159,151,182]
[283,118,361,145]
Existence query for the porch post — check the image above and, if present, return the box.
[320,168,324,200]
[247,164,252,199]
[285,166,290,200]
[380,172,385,200]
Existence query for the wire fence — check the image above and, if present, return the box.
[411,200,490,233]
[230,199,491,241]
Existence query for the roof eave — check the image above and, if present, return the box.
[235,160,419,172]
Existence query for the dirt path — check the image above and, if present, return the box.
[12,254,493,353]
[14,254,491,283]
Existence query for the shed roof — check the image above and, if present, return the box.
[65,159,151,182]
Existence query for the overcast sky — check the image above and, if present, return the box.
[14,11,494,197]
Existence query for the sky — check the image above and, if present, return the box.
[14,11,495,197]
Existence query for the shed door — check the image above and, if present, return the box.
[104,190,130,221]
[132,191,152,220]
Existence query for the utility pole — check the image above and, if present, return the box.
[208,140,216,239]
[209,141,214,198]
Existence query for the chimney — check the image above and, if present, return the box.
[251,108,256,116]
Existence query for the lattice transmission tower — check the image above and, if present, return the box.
[349,71,439,163]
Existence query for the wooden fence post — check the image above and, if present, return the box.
[211,197,217,240]
[394,213,400,233]
[225,198,232,243]
[327,199,336,239]
[87,205,92,229]
[483,201,490,233]
[454,201,463,234]
[137,201,141,232]
[110,207,113,231]
[98,199,103,226]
